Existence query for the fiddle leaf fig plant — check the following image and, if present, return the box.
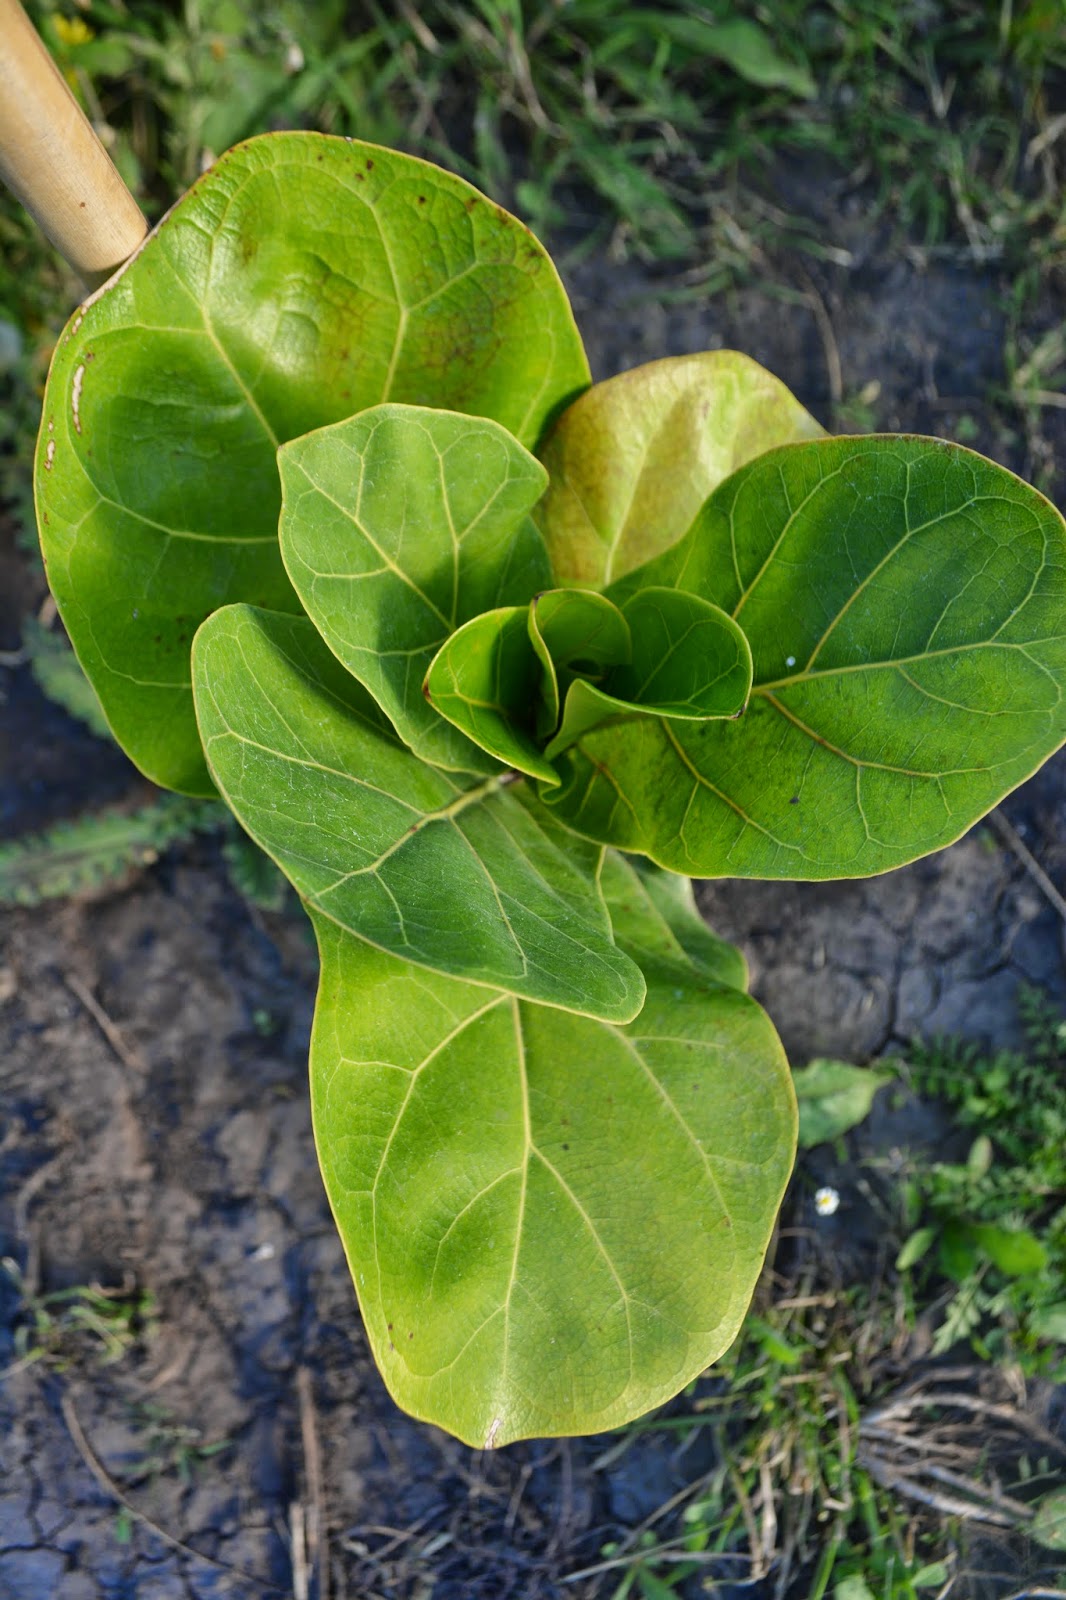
[34,131,1066,1448]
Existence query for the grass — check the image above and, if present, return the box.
[15,2,1066,252]
[899,987,1066,1376]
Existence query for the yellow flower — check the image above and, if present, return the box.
[54,15,94,46]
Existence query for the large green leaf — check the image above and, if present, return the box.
[37,131,589,795]
[534,351,823,588]
[309,857,793,1445]
[192,604,644,1022]
[279,404,551,772]
[545,436,1066,878]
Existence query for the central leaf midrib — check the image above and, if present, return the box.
[497,994,531,1407]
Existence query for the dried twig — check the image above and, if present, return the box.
[297,1365,329,1600]
[64,972,147,1074]
[988,809,1066,926]
[860,1446,1017,1526]
[13,1149,68,1296]
[292,1500,309,1600]
[864,1389,1066,1456]
[795,267,843,407]
[61,1389,283,1590]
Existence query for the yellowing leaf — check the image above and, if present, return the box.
[535,351,822,588]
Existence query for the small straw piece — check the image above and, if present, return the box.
[0,0,146,286]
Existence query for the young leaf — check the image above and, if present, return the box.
[37,132,589,796]
[544,588,752,759]
[192,604,644,1023]
[1031,1488,1066,1552]
[308,876,794,1445]
[426,586,753,776]
[422,606,559,784]
[971,1223,1048,1276]
[279,405,551,772]
[896,1226,937,1273]
[547,437,1066,878]
[535,351,823,588]
[528,587,632,735]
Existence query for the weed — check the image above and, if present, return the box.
[899,987,1066,1375]
[0,795,225,906]
[122,1401,231,1489]
[579,1263,1066,1597]
[21,614,111,739]
[221,831,289,913]
[1,1257,157,1377]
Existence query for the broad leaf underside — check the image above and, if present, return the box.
[310,851,794,1447]
[36,132,589,794]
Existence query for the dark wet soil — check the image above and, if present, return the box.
[3,201,1066,1599]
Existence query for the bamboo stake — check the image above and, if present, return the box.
[0,0,146,286]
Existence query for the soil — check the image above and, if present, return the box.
[3,181,1066,1600]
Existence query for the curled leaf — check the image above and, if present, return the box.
[545,587,751,759]
[423,606,558,785]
